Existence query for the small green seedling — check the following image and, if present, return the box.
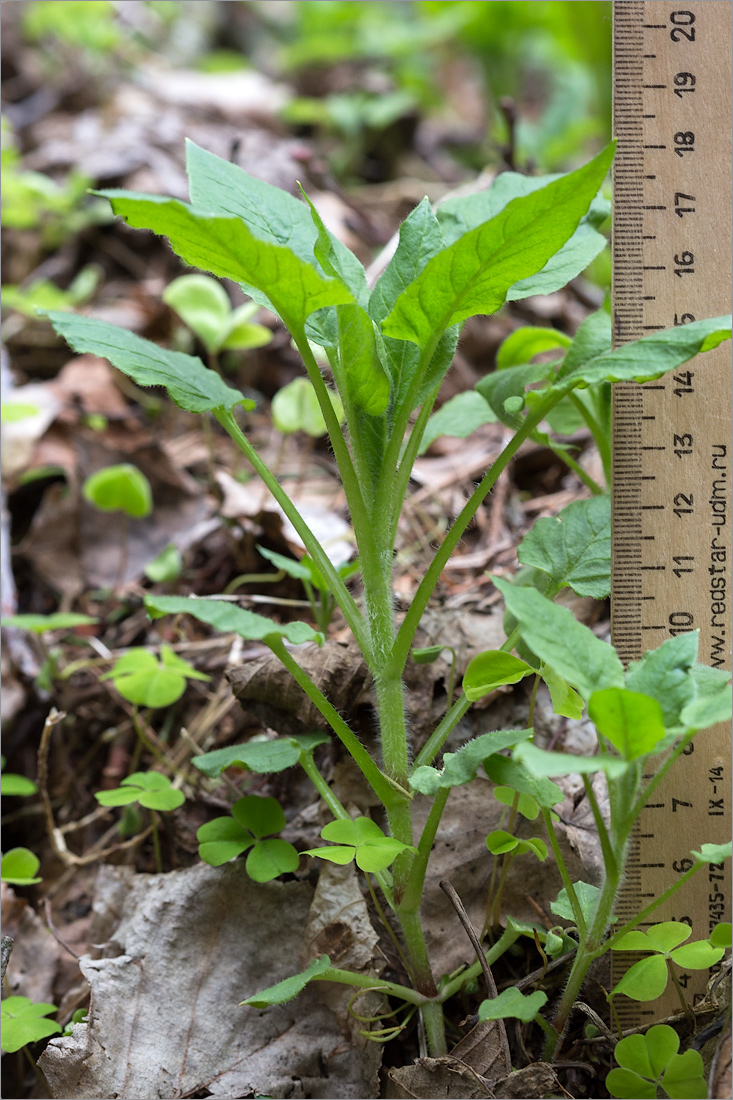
[43,137,733,1059]
[1,756,38,798]
[197,795,299,882]
[144,544,183,584]
[609,921,726,1004]
[257,544,359,632]
[0,613,98,635]
[0,997,62,1053]
[271,376,344,438]
[100,645,210,708]
[1,847,42,886]
[606,1024,707,1100]
[2,265,101,321]
[163,274,271,359]
[82,463,152,518]
[96,771,184,872]
[62,1008,89,1036]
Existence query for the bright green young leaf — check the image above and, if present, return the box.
[305,845,355,866]
[625,633,699,730]
[257,544,313,582]
[1,847,42,886]
[241,955,332,1008]
[606,1067,657,1100]
[308,816,416,873]
[518,495,611,599]
[513,741,629,779]
[477,987,548,1023]
[476,361,554,427]
[606,1025,705,1100]
[321,817,385,846]
[192,739,302,777]
[551,882,602,925]
[198,817,254,866]
[335,303,390,416]
[300,188,369,307]
[493,786,539,821]
[271,377,342,436]
[555,310,612,382]
[382,144,614,346]
[411,645,449,664]
[557,315,732,390]
[419,390,497,454]
[369,197,446,324]
[246,838,300,882]
[679,665,733,731]
[219,308,271,352]
[0,997,61,1052]
[609,954,668,1002]
[44,312,251,414]
[482,754,564,810]
[660,1049,707,1100]
[144,594,323,647]
[671,940,724,969]
[496,326,572,371]
[408,729,533,796]
[144,544,183,583]
[96,772,185,812]
[163,273,231,351]
[232,795,286,839]
[486,831,547,861]
[588,688,665,760]
[83,464,152,519]
[539,664,584,720]
[1,613,98,634]
[710,923,732,948]
[692,841,732,865]
[463,651,534,701]
[494,576,624,701]
[1,769,37,797]
[98,191,353,331]
[634,923,693,954]
[110,665,185,707]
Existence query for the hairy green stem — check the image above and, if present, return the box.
[299,752,350,821]
[320,967,429,1007]
[387,380,443,550]
[582,775,617,879]
[216,409,369,654]
[412,694,473,770]
[541,808,587,938]
[400,788,451,916]
[602,862,703,952]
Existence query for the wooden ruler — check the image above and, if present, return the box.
[611,0,732,1025]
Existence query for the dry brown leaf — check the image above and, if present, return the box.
[385,1055,495,1099]
[39,862,384,1099]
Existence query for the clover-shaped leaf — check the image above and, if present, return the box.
[1,997,62,1052]
[305,815,417,873]
[609,922,725,1002]
[486,830,547,861]
[101,644,209,708]
[493,785,540,821]
[1,847,42,885]
[95,771,185,812]
[1,756,37,797]
[82,463,152,519]
[478,987,548,1023]
[606,1024,706,1100]
[551,881,606,926]
[197,795,299,882]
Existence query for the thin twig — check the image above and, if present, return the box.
[43,900,80,961]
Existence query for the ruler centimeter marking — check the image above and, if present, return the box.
[611,1,732,1025]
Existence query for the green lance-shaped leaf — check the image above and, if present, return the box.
[513,741,629,780]
[517,495,611,599]
[335,303,390,416]
[369,196,446,323]
[588,688,666,760]
[1,612,98,634]
[241,955,332,1008]
[478,987,548,1023]
[96,191,354,331]
[300,187,369,307]
[144,594,323,647]
[408,729,533,796]
[382,143,614,347]
[493,576,624,701]
[192,733,328,778]
[463,651,535,701]
[43,312,250,415]
[556,314,732,390]
[437,171,610,301]
[624,633,699,731]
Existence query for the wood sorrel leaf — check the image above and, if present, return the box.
[609,955,668,1001]
[97,192,353,331]
[240,955,331,1008]
[382,143,614,347]
[463,651,534,701]
[588,688,665,760]
[231,795,286,839]
[197,818,254,866]
[493,577,624,701]
[518,495,611,599]
[0,997,61,1053]
[144,594,323,647]
[162,273,231,351]
[1,848,42,886]
[245,839,299,883]
[408,729,533,795]
[43,312,250,414]
[624,633,699,730]
[493,786,539,820]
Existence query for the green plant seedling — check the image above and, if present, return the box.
[0,997,62,1053]
[43,136,733,1058]
[95,771,185,812]
[62,1008,89,1036]
[1,847,42,886]
[305,816,417,874]
[197,795,299,882]
[0,613,99,634]
[606,1024,707,1100]
[163,274,272,359]
[1,265,101,321]
[100,645,210,707]
[271,376,344,437]
[608,921,725,1004]
[1,756,38,797]
[82,463,152,518]
[144,543,183,584]
[257,544,359,632]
